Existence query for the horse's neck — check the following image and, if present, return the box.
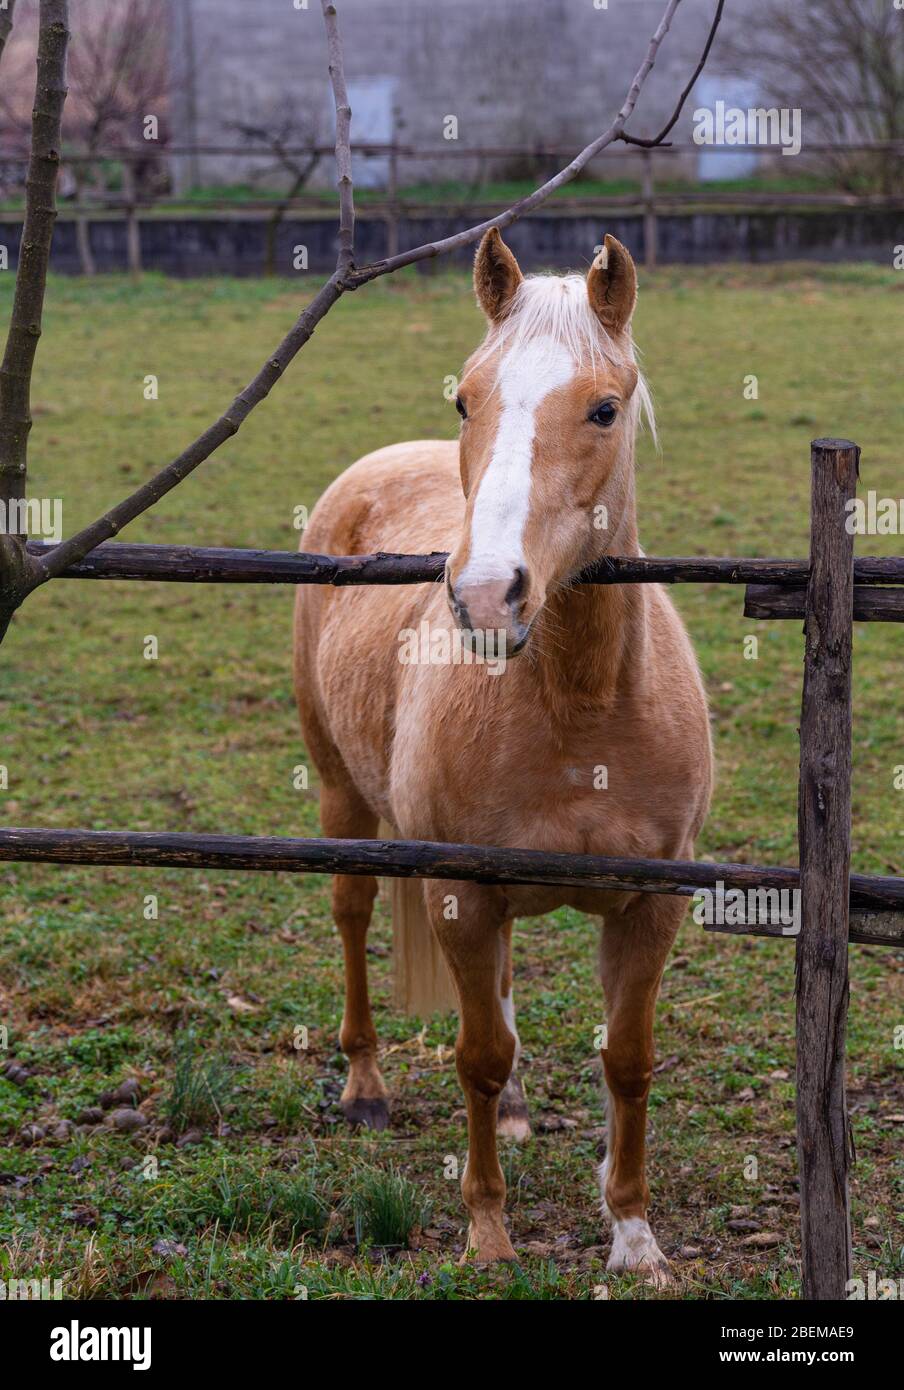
[533,481,645,714]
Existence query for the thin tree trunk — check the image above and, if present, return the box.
[0,0,69,635]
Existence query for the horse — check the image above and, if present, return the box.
[293,230,713,1281]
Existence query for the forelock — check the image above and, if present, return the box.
[465,272,655,441]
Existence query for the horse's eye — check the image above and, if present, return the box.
[589,401,617,427]
[455,395,468,419]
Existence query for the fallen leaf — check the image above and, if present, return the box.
[227,994,258,1014]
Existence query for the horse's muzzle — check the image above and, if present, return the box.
[446,566,531,656]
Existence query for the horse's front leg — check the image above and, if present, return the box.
[426,880,518,1263]
[598,891,685,1287]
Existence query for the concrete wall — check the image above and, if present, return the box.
[166,0,746,191]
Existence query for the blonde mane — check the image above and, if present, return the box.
[467,272,656,443]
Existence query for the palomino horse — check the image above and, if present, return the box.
[293,230,713,1280]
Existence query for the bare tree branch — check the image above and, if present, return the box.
[0,0,69,635]
[233,119,321,275]
[34,276,345,581]
[0,0,17,68]
[619,0,726,148]
[719,0,904,194]
[322,0,354,273]
[33,0,704,588]
[34,0,361,583]
[342,0,685,286]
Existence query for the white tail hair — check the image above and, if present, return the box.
[378,820,458,1016]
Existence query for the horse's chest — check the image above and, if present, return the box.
[391,676,666,854]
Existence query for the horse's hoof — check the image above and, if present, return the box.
[459,1223,518,1265]
[340,1096,390,1130]
[497,1075,532,1141]
[607,1217,672,1288]
[496,1107,532,1141]
[633,1257,672,1290]
[458,1244,518,1266]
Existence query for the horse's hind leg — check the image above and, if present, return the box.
[426,880,517,1262]
[496,920,532,1141]
[320,782,388,1130]
[598,892,685,1287]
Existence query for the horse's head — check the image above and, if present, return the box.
[446,229,649,655]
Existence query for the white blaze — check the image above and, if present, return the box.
[459,336,574,586]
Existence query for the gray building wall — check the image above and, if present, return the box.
[167,0,748,191]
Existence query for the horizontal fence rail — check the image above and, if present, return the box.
[746,583,904,622]
[4,141,903,163]
[25,542,904,589]
[0,828,901,947]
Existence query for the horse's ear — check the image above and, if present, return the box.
[474,227,523,323]
[587,234,637,335]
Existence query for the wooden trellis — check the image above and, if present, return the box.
[3,435,902,1300]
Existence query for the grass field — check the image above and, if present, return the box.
[0,263,901,1301]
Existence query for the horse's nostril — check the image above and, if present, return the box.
[450,589,471,629]
[505,567,527,608]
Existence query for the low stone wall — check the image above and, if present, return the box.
[0,208,900,276]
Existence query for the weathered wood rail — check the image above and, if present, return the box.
[25,540,904,588]
[746,583,904,622]
[7,438,902,1300]
[1,827,902,948]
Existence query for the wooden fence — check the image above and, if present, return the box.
[2,140,903,273]
[6,436,904,1299]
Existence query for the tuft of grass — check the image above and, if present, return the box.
[162,1033,235,1135]
[156,1160,332,1245]
[263,1060,310,1133]
[350,1165,431,1249]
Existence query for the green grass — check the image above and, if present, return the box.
[170,169,847,206]
[0,263,902,1300]
[350,1165,432,1250]
[161,1031,235,1135]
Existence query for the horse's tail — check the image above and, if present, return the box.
[379,821,457,1017]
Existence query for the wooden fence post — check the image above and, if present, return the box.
[796,437,859,1300]
[641,149,657,269]
[122,157,143,278]
[385,110,401,262]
